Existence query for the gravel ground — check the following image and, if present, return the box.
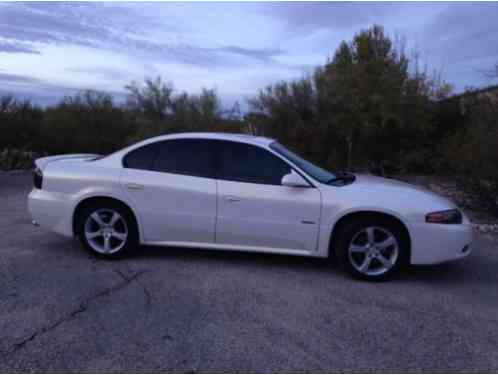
[1,174,498,373]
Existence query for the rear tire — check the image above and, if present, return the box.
[76,201,138,259]
[335,217,408,281]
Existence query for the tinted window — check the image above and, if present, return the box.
[152,139,216,178]
[123,143,159,170]
[219,142,291,185]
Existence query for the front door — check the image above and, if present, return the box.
[215,141,321,252]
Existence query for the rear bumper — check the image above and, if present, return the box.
[409,221,474,265]
[28,188,74,237]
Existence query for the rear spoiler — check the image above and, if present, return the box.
[34,154,101,171]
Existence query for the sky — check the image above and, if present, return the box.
[1,1,498,108]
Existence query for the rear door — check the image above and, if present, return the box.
[120,139,217,244]
[215,141,322,252]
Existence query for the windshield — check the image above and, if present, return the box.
[269,142,336,183]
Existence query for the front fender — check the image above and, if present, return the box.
[317,206,412,258]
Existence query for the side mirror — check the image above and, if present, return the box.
[281,170,310,188]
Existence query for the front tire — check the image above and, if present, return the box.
[77,202,138,259]
[335,217,408,281]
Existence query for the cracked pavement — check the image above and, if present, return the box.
[1,174,498,372]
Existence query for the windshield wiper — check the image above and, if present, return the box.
[326,171,355,184]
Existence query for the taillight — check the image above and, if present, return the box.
[426,209,462,224]
[33,167,43,189]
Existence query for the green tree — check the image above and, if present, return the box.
[126,77,173,122]
[0,96,44,151]
[443,82,498,217]
[249,24,451,174]
[43,90,133,154]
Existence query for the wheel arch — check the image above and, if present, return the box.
[328,210,411,260]
[72,196,142,242]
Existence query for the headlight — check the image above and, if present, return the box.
[426,209,462,224]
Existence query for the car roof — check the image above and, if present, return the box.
[100,132,277,166]
[140,132,275,148]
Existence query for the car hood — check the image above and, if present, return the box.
[335,173,458,209]
[353,174,431,193]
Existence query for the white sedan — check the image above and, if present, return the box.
[28,132,473,280]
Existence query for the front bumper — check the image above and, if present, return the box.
[409,221,474,265]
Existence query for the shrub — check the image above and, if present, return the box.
[0,149,46,171]
[442,91,498,217]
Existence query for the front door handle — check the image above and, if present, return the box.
[125,183,144,190]
[225,195,241,202]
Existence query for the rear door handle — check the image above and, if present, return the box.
[125,183,144,190]
[225,195,241,202]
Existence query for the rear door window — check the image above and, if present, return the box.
[152,139,217,179]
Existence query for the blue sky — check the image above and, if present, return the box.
[1,2,497,108]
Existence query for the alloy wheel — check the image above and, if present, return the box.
[84,209,128,254]
[348,226,399,276]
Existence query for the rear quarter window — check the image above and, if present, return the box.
[122,143,160,170]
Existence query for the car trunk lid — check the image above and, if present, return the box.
[34,154,101,171]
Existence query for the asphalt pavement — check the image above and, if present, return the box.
[1,173,498,372]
